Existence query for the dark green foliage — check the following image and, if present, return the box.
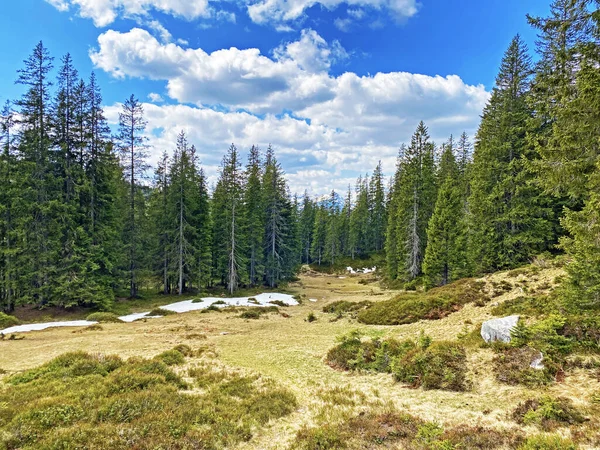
[386,122,437,281]
[491,295,558,317]
[423,142,468,285]
[85,312,123,323]
[518,435,577,450]
[512,396,586,430]
[0,351,296,449]
[357,278,488,325]
[306,311,317,322]
[392,341,471,391]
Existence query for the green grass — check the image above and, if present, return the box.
[147,308,177,316]
[357,278,488,325]
[0,349,297,449]
[239,306,280,319]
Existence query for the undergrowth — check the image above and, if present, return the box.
[0,348,296,449]
[357,278,488,325]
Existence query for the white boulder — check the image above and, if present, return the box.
[530,352,545,370]
[481,315,520,343]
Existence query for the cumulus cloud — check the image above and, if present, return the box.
[45,0,419,27]
[44,0,212,27]
[148,92,164,102]
[90,26,488,194]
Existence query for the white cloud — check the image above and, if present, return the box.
[46,0,419,27]
[148,92,164,102]
[147,20,172,43]
[334,18,353,32]
[247,0,419,24]
[92,27,489,195]
[44,0,212,27]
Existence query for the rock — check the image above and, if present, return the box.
[530,352,545,370]
[481,315,520,343]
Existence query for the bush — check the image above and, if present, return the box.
[357,278,488,325]
[392,341,471,391]
[239,306,279,319]
[86,312,123,323]
[148,308,177,316]
[512,396,586,431]
[154,349,186,366]
[322,300,372,317]
[491,295,559,317]
[269,300,288,307]
[492,347,555,387]
[306,312,317,322]
[0,312,20,329]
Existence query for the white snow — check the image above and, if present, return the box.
[0,292,299,334]
[0,320,98,334]
[308,298,318,302]
[161,292,298,312]
[346,266,377,274]
[118,312,163,323]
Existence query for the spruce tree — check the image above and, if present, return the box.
[244,146,264,285]
[385,145,405,280]
[469,35,553,273]
[369,162,387,252]
[213,144,246,293]
[116,95,149,298]
[423,144,466,285]
[299,192,315,263]
[394,122,437,280]
[262,146,292,286]
[324,190,340,265]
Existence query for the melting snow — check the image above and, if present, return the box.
[0,320,98,334]
[0,292,298,334]
[347,266,377,274]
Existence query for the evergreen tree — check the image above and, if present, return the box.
[423,144,466,285]
[0,101,17,311]
[299,191,316,263]
[349,176,370,258]
[469,35,554,273]
[116,94,148,298]
[369,162,387,252]
[311,204,327,265]
[394,122,437,280]
[213,144,246,293]
[324,190,340,265]
[385,145,405,280]
[15,41,56,305]
[262,146,292,286]
[244,146,264,285]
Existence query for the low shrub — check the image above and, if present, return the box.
[491,295,557,317]
[357,278,488,325]
[512,396,586,431]
[239,306,279,319]
[200,305,222,313]
[306,312,317,322]
[0,312,20,329]
[85,312,123,323]
[392,341,471,391]
[493,347,555,387]
[269,300,288,307]
[322,300,372,317]
[0,350,296,449]
[154,349,186,366]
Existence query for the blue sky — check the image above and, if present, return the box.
[0,0,550,193]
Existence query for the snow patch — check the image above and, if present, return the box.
[0,320,98,334]
[347,266,377,274]
[0,293,298,334]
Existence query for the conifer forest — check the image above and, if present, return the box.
[1,1,600,449]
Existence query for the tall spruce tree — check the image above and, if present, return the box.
[15,41,55,306]
[385,145,405,280]
[213,144,246,294]
[262,146,292,286]
[469,35,553,273]
[244,146,264,285]
[369,162,387,252]
[423,143,466,285]
[393,122,437,280]
[299,191,315,263]
[116,95,149,298]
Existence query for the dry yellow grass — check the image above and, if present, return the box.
[1,266,598,449]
